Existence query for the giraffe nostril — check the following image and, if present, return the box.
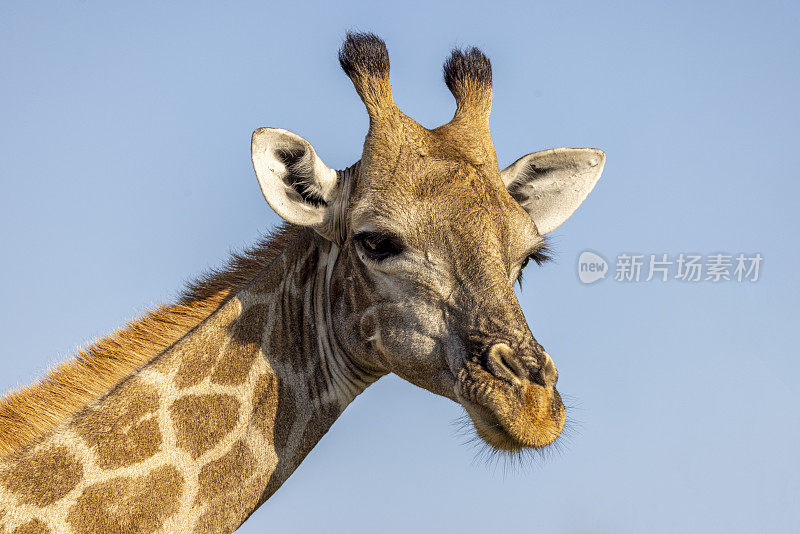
[486,343,529,385]
[485,343,559,388]
[502,353,530,382]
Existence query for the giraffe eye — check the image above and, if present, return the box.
[355,232,404,261]
[516,247,552,288]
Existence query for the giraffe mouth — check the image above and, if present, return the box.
[455,359,565,451]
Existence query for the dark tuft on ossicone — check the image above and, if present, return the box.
[339,32,390,78]
[443,47,492,92]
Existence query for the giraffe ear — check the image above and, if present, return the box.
[251,128,347,242]
[501,148,605,234]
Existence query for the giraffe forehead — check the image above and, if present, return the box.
[351,159,530,257]
[353,150,509,222]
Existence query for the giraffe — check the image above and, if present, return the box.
[0,33,605,533]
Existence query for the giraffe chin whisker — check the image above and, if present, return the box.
[456,378,566,452]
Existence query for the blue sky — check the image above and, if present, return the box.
[1,1,798,532]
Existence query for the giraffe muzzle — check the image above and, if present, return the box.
[455,343,565,451]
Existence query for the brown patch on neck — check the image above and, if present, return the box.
[0,224,303,459]
[196,439,256,503]
[209,303,271,385]
[66,465,183,534]
[170,393,241,459]
[0,444,82,507]
[13,519,51,534]
[73,379,162,469]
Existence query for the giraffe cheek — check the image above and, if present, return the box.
[361,307,454,397]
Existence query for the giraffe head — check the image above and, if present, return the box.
[251,34,604,451]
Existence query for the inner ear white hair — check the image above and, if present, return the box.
[501,148,605,234]
[251,128,347,240]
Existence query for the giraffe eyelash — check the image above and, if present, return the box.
[516,245,552,290]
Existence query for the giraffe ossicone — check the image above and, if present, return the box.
[0,33,604,532]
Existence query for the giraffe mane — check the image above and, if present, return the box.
[0,224,301,459]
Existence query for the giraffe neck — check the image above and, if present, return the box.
[0,227,382,533]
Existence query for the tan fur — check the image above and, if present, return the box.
[0,225,300,459]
